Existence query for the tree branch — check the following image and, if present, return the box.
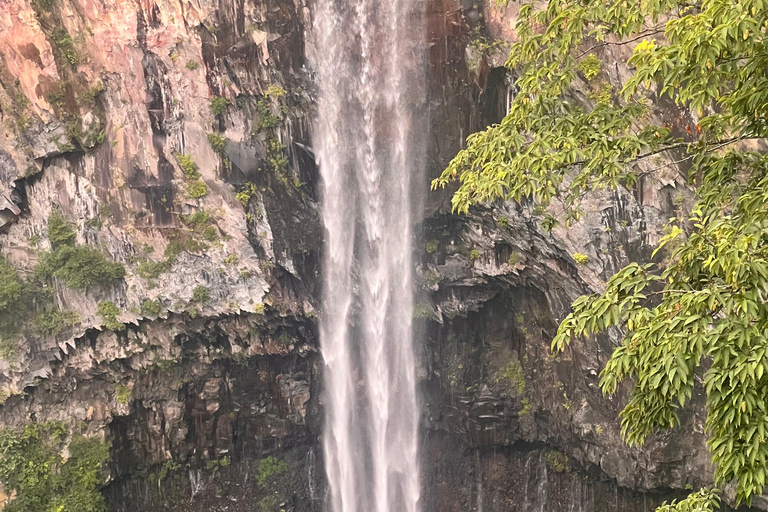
[576,26,666,59]
[635,135,758,179]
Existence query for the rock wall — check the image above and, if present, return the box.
[0,0,741,510]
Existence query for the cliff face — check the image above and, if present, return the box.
[0,0,729,510]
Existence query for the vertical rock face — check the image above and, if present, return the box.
[0,0,323,509]
[0,0,736,511]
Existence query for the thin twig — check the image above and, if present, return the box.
[635,135,758,179]
[575,26,666,59]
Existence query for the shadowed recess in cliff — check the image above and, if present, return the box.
[312,1,427,512]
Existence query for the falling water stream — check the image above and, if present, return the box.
[313,1,425,512]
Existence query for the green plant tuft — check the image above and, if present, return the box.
[34,309,80,336]
[236,183,258,207]
[37,245,126,289]
[544,450,571,473]
[158,460,181,481]
[255,456,287,489]
[192,285,209,303]
[51,27,79,66]
[577,54,602,80]
[140,299,161,317]
[572,253,589,265]
[210,96,230,117]
[136,259,172,279]
[97,301,124,331]
[207,133,227,154]
[47,210,76,249]
[0,257,21,312]
[186,180,208,198]
[495,358,526,396]
[175,153,200,179]
[114,383,131,405]
[39,212,125,289]
[33,0,57,11]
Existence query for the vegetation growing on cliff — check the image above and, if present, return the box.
[251,85,299,191]
[207,132,227,154]
[192,285,209,303]
[0,422,110,512]
[0,245,82,349]
[34,309,80,336]
[435,0,768,507]
[0,211,121,344]
[37,211,125,289]
[255,456,288,512]
[27,0,107,152]
[210,96,230,117]
[97,301,124,331]
[174,153,208,198]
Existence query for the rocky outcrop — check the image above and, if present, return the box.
[414,1,726,509]
[0,0,323,508]
[0,0,319,398]
[0,0,741,510]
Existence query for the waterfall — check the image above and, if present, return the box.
[312,1,425,512]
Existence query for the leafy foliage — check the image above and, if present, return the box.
[135,212,218,279]
[544,450,571,473]
[254,85,286,131]
[158,460,181,481]
[266,138,288,174]
[0,422,110,512]
[37,245,126,289]
[34,309,80,336]
[0,256,22,311]
[192,285,209,303]
[32,0,56,12]
[433,0,768,506]
[236,182,258,206]
[136,259,172,279]
[254,455,289,512]
[97,301,124,331]
[186,180,208,198]
[50,27,79,66]
[48,210,76,248]
[255,456,287,489]
[114,383,131,405]
[655,489,721,512]
[175,153,200,180]
[38,211,125,289]
[0,253,80,343]
[207,132,227,154]
[140,299,161,317]
[180,210,218,242]
[577,54,602,80]
[209,96,230,117]
[572,252,589,265]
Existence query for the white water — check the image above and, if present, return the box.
[312,1,425,512]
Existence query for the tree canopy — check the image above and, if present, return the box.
[434,0,768,507]
[0,422,110,512]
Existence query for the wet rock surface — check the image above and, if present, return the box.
[0,0,750,510]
